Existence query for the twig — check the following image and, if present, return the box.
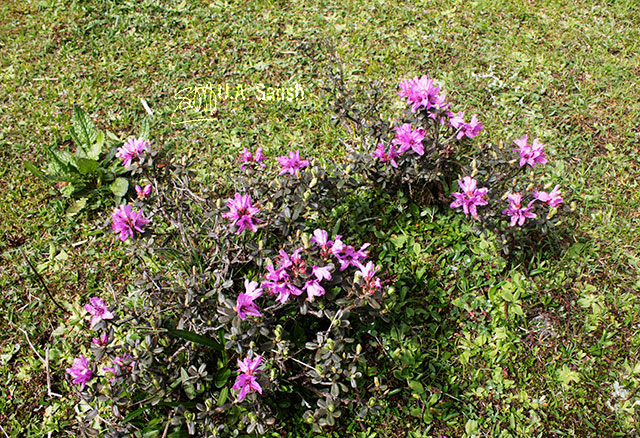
[20,249,67,313]
[161,410,173,438]
[46,348,62,398]
[17,326,44,362]
[0,424,10,438]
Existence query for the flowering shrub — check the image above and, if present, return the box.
[62,66,571,436]
[448,135,573,253]
[63,137,387,436]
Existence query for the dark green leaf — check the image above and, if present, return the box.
[166,328,223,351]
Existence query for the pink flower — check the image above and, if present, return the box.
[502,193,537,226]
[116,137,151,168]
[304,279,325,301]
[392,123,426,155]
[111,204,151,241]
[92,333,109,348]
[135,184,153,200]
[513,136,548,168]
[449,176,489,218]
[233,355,263,402]
[356,261,382,295]
[533,185,563,207]
[334,242,370,271]
[235,280,262,320]
[398,76,449,114]
[84,297,114,329]
[244,279,263,299]
[448,111,483,139]
[66,355,93,390]
[277,150,310,176]
[235,293,261,320]
[241,147,267,169]
[312,265,332,282]
[373,143,400,168]
[311,229,330,249]
[222,193,260,234]
[261,265,302,304]
[102,354,136,383]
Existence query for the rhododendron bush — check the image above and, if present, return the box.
[62,67,570,436]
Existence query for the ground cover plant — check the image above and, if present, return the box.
[2,0,640,437]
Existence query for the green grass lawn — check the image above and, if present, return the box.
[1,0,639,436]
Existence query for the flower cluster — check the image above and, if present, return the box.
[241,147,267,169]
[450,176,489,219]
[66,297,118,391]
[223,193,260,234]
[116,137,151,168]
[447,111,483,140]
[111,204,151,241]
[232,355,263,402]
[230,230,383,404]
[398,75,449,114]
[513,135,547,168]
[374,77,484,168]
[502,193,537,226]
[277,150,309,176]
[449,135,563,227]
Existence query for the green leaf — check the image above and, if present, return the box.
[215,368,231,388]
[76,158,98,175]
[87,130,104,161]
[24,161,50,181]
[66,198,87,216]
[110,177,129,198]
[122,406,149,422]
[70,105,98,149]
[217,387,228,406]
[166,328,223,351]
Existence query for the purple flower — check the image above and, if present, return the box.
[262,265,302,304]
[116,137,150,168]
[84,297,114,329]
[233,355,263,402]
[448,111,483,139]
[111,204,151,241]
[244,279,263,298]
[236,293,262,320]
[399,76,449,114]
[102,354,136,383]
[392,123,426,155]
[66,355,93,390]
[276,150,310,176]
[312,265,332,282]
[236,280,262,320]
[241,147,267,169]
[513,135,548,168]
[533,185,563,208]
[449,176,489,218]
[502,193,537,226]
[356,261,382,294]
[311,229,332,256]
[304,279,325,301]
[92,333,109,348]
[373,143,400,168]
[135,184,152,200]
[334,243,370,271]
[222,193,260,234]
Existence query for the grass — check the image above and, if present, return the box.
[1,0,639,436]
